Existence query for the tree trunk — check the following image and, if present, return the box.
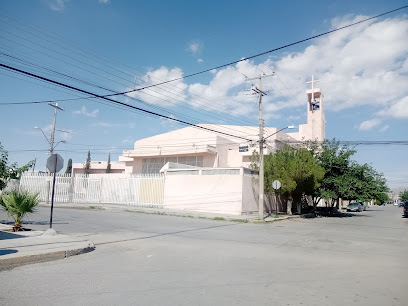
[287,195,293,215]
[297,202,301,215]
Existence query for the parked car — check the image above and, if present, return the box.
[398,202,405,207]
[347,202,363,212]
[403,202,408,218]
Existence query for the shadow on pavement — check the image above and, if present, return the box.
[0,249,18,256]
[1,220,69,226]
[301,211,371,218]
[0,231,26,240]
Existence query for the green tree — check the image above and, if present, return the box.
[106,153,111,173]
[0,190,40,231]
[84,151,91,175]
[65,158,72,174]
[0,142,34,190]
[311,139,356,208]
[263,145,324,214]
[309,139,389,208]
[399,190,408,202]
[340,162,389,203]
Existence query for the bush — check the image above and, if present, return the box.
[0,190,40,231]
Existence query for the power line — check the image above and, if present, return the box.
[0,62,254,142]
[0,48,260,137]
[103,5,408,98]
[0,28,259,131]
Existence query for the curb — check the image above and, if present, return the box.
[0,242,95,272]
[38,203,302,224]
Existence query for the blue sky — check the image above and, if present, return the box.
[0,0,407,189]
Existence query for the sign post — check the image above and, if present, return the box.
[272,180,281,215]
[46,154,64,228]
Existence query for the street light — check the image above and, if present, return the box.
[53,140,66,150]
[34,126,51,146]
[34,127,68,153]
[258,125,296,219]
[264,125,296,141]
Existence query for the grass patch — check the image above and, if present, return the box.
[253,220,266,224]
[213,217,225,221]
[231,219,248,223]
[89,206,104,210]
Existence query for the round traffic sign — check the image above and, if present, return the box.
[272,180,281,190]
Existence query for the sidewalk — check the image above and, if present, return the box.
[0,224,94,272]
[38,202,299,223]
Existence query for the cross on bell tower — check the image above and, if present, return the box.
[305,75,325,141]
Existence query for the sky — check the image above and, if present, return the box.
[0,0,407,190]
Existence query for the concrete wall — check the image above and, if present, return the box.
[163,169,253,215]
[241,175,258,214]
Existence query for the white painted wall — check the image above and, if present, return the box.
[162,168,258,215]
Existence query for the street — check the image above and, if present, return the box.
[1,205,407,305]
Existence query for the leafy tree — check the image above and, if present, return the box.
[339,162,389,203]
[0,142,34,190]
[376,192,390,204]
[84,151,91,175]
[106,153,111,173]
[263,145,324,214]
[309,139,389,208]
[0,190,40,231]
[400,190,408,202]
[310,139,356,208]
[65,158,72,174]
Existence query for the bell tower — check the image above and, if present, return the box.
[305,75,325,141]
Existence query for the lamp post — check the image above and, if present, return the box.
[258,125,295,219]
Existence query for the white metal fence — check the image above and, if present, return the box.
[19,173,165,207]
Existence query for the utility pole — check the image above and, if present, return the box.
[48,103,64,155]
[246,73,274,219]
[46,103,63,204]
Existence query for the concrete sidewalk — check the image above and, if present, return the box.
[0,224,94,272]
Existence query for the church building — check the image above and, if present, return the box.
[72,80,326,175]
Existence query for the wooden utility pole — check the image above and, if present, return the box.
[246,73,274,219]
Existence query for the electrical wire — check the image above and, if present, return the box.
[0,62,255,142]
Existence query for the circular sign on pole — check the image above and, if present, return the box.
[272,180,281,190]
[46,154,64,173]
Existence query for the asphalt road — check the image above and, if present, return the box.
[1,205,407,305]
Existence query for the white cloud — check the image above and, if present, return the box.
[128,16,408,125]
[359,118,381,131]
[379,125,389,133]
[47,0,67,11]
[197,58,204,63]
[379,96,408,119]
[92,122,118,128]
[188,41,203,54]
[99,0,110,3]
[127,66,187,107]
[92,122,137,129]
[73,106,99,117]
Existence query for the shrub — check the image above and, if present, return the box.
[0,190,40,231]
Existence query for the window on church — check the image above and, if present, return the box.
[142,156,204,173]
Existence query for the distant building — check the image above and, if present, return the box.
[72,84,325,175]
[72,160,126,175]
